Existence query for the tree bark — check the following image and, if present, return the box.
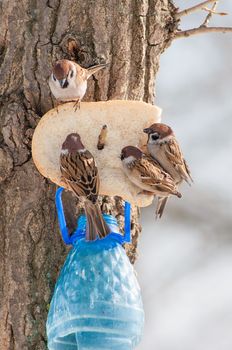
[0,1,177,349]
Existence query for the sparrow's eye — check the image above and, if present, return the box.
[70,70,74,78]
[53,74,56,81]
[151,133,159,141]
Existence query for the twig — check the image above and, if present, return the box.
[201,1,218,27]
[202,7,227,16]
[175,0,231,40]
[97,125,108,150]
[175,0,217,19]
[175,26,232,39]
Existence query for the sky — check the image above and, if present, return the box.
[137,1,232,349]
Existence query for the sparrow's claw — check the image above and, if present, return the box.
[73,99,80,112]
[55,100,62,114]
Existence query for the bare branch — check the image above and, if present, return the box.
[175,26,232,39]
[202,7,228,16]
[175,0,217,19]
[175,1,231,40]
[201,1,218,27]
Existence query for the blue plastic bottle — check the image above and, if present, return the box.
[46,189,144,350]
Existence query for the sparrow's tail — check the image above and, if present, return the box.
[84,200,111,241]
[156,197,169,219]
[86,63,109,79]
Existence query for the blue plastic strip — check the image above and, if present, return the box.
[55,187,131,245]
[55,187,71,245]
[124,201,131,243]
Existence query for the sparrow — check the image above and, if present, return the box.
[143,123,193,185]
[143,123,193,217]
[120,146,182,218]
[49,59,108,108]
[60,133,110,241]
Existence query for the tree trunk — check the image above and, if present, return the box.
[0,1,177,349]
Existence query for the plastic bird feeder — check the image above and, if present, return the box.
[46,187,144,350]
[31,100,162,349]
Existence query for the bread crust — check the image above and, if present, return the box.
[32,100,161,207]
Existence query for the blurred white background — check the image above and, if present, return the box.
[137,1,232,349]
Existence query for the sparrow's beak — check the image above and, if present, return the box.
[59,79,69,88]
[143,127,151,134]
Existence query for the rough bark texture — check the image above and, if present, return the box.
[0,1,177,349]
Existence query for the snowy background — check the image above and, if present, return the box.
[137,1,232,349]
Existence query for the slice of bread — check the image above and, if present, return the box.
[32,100,161,207]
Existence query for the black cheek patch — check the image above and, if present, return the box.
[62,80,69,89]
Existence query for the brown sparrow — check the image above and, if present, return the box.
[60,133,110,241]
[49,59,108,107]
[120,146,181,218]
[143,123,193,185]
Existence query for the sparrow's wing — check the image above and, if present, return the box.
[74,62,108,81]
[60,150,99,202]
[73,62,88,84]
[162,139,193,184]
[85,63,109,79]
[133,156,179,195]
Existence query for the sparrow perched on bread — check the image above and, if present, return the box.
[143,123,193,185]
[49,59,108,108]
[60,133,110,240]
[121,146,181,218]
[143,123,192,216]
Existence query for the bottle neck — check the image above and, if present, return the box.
[70,214,124,245]
[77,214,120,234]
